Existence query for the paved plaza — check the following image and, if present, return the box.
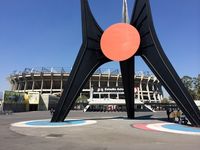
[0,111,200,150]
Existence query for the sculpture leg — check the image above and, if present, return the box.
[51,0,110,122]
[131,0,200,126]
[51,44,109,122]
[141,47,200,126]
[120,58,135,119]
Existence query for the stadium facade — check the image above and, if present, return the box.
[8,67,163,111]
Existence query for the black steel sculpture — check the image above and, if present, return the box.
[52,0,200,127]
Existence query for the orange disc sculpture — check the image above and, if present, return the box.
[100,23,140,61]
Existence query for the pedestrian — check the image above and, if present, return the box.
[166,109,170,120]
[181,113,188,125]
[176,109,181,123]
[169,110,175,122]
[50,108,54,115]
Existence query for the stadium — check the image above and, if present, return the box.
[8,67,163,111]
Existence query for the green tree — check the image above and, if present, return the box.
[161,98,170,104]
[182,76,193,91]
[181,76,196,99]
[76,95,88,104]
[193,74,200,100]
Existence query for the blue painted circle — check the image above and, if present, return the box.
[25,120,85,126]
[163,124,200,133]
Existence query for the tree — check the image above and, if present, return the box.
[182,76,193,91]
[193,74,200,100]
[181,75,200,100]
[161,98,170,104]
[181,76,196,99]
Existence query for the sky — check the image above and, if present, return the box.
[0,0,199,93]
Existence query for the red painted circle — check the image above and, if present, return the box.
[100,23,140,61]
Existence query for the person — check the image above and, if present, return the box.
[169,110,175,122]
[166,109,170,120]
[176,109,181,123]
[180,113,188,125]
[50,108,55,115]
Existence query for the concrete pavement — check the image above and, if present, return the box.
[0,111,199,150]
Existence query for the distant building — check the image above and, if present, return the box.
[8,67,163,111]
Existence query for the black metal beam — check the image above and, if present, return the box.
[120,58,135,119]
[51,0,110,122]
[131,0,200,126]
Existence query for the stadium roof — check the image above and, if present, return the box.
[10,67,154,77]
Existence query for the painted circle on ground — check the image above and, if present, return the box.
[11,119,97,128]
[100,23,140,61]
[162,123,200,133]
[132,123,200,135]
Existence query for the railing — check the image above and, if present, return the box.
[10,67,155,77]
